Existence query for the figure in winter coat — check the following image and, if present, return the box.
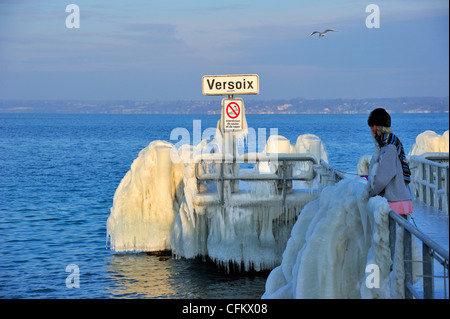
[366,108,413,218]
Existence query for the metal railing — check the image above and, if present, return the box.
[318,159,345,188]
[389,211,449,299]
[193,153,318,206]
[409,154,449,214]
[421,152,449,166]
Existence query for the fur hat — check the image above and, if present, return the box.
[368,108,391,127]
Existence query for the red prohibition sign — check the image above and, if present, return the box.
[226,102,240,119]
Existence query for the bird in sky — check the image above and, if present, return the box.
[310,29,338,37]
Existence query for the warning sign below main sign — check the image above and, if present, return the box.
[223,99,243,131]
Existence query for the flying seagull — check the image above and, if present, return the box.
[310,29,338,37]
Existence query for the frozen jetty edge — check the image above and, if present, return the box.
[106,133,329,272]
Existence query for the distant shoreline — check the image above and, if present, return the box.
[0,97,448,114]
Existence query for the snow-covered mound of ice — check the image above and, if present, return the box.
[294,133,328,164]
[409,130,449,156]
[258,134,328,176]
[106,141,185,252]
[262,178,421,299]
[357,155,372,176]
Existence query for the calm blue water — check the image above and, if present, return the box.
[0,113,448,299]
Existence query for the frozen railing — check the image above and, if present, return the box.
[409,153,449,214]
[194,153,318,206]
[318,160,345,192]
[389,210,449,299]
[318,159,345,190]
[422,152,449,166]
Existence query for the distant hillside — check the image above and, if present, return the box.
[0,97,448,114]
[244,97,449,115]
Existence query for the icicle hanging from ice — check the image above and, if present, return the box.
[360,197,392,298]
[171,171,310,272]
[249,181,277,197]
[170,198,208,259]
[205,203,289,272]
[172,196,306,272]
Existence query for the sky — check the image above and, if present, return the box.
[0,0,448,101]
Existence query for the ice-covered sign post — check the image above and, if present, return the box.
[202,74,259,192]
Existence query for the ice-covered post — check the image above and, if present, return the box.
[155,145,174,202]
[220,95,244,193]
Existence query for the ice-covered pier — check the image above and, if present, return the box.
[106,74,449,298]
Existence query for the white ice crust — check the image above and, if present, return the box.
[409,130,449,156]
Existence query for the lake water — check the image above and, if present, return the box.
[0,112,448,299]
